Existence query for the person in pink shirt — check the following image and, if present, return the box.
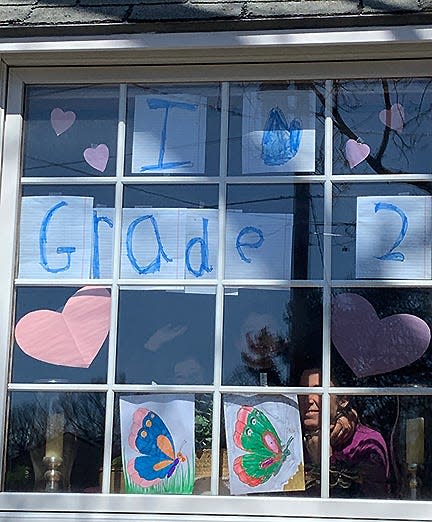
[299,368,389,498]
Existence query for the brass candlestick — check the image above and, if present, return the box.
[43,455,63,492]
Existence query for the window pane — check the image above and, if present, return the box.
[331,287,432,388]
[327,395,432,500]
[23,86,119,177]
[223,288,322,386]
[333,79,432,175]
[121,184,218,280]
[111,393,213,495]
[125,84,221,176]
[19,185,115,280]
[228,82,325,176]
[12,287,109,384]
[116,289,215,384]
[332,182,432,280]
[225,184,324,280]
[5,392,105,492]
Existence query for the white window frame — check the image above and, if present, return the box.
[1,54,432,521]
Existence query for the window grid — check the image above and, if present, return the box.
[2,70,432,512]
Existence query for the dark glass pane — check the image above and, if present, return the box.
[325,395,432,500]
[5,392,105,492]
[116,289,215,384]
[12,287,109,384]
[226,184,324,280]
[331,287,432,388]
[23,85,119,177]
[333,79,432,175]
[228,82,325,176]
[332,182,432,280]
[223,288,323,386]
[125,84,220,176]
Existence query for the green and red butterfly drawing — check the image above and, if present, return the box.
[233,405,294,487]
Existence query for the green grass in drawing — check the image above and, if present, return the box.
[125,458,194,494]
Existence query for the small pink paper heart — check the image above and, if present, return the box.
[379,103,404,132]
[332,293,430,378]
[345,139,370,169]
[83,144,109,173]
[51,108,76,136]
[15,287,111,368]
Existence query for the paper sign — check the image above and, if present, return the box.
[19,196,94,279]
[132,94,207,174]
[242,89,315,174]
[121,208,186,279]
[224,394,304,495]
[92,208,114,279]
[225,211,293,279]
[15,286,111,368]
[356,196,432,279]
[120,394,195,494]
[184,209,218,280]
[332,293,431,377]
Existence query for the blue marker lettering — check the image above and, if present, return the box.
[185,218,213,277]
[93,211,113,278]
[39,200,76,273]
[374,202,408,262]
[141,98,197,172]
[126,214,172,275]
[236,226,264,263]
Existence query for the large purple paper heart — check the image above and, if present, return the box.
[332,293,431,378]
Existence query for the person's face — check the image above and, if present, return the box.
[174,357,205,385]
[299,369,338,431]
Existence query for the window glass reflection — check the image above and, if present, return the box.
[12,287,109,384]
[332,182,432,280]
[223,288,322,386]
[333,79,432,175]
[226,184,324,280]
[23,86,119,177]
[331,288,432,388]
[228,82,325,176]
[5,392,105,492]
[116,289,215,384]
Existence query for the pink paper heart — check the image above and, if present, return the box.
[15,287,111,368]
[332,293,430,378]
[379,103,404,132]
[50,108,76,136]
[83,144,109,173]
[345,139,370,168]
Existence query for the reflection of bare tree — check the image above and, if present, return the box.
[6,393,105,492]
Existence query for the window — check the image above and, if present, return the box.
[1,63,432,519]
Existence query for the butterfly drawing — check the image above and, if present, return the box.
[233,405,294,487]
[127,407,186,487]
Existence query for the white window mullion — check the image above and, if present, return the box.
[210,81,229,495]
[320,78,334,498]
[101,83,127,494]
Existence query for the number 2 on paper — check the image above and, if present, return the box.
[374,201,408,262]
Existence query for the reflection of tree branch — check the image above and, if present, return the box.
[313,84,393,174]
[375,79,392,161]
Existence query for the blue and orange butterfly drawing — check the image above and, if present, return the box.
[127,407,186,487]
[232,405,294,487]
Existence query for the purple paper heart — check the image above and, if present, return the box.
[83,144,109,173]
[332,293,431,378]
[51,108,76,136]
[345,139,370,169]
